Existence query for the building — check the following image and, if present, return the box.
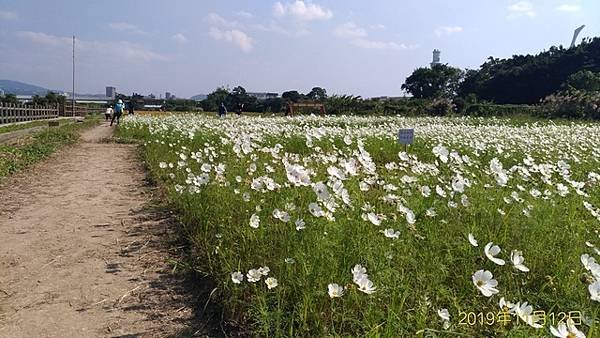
[431,49,441,67]
[0,88,4,97]
[165,92,176,100]
[248,92,279,100]
[106,86,116,99]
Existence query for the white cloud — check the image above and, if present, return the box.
[108,22,146,35]
[333,22,367,39]
[16,31,71,46]
[507,1,536,18]
[333,22,414,51]
[16,31,166,62]
[205,13,239,28]
[0,10,17,21]
[352,39,414,51]
[171,33,188,44]
[370,24,386,30]
[556,4,581,12]
[209,27,254,53]
[237,11,254,19]
[273,1,333,21]
[434,26,463,37]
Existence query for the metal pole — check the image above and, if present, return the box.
[72,35,75,117]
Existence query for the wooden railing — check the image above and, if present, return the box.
[0,103,60,125]
[60,103,105,117]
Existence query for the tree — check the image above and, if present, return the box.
[307,87,327,101]
[564,70,600,92]
[282,90,302,102]
[402,64,463,99]
[203,87,230,111]
[1,93,18,104]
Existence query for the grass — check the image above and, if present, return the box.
[0,117,98,179]
[0,119,72,135]
[117,114,600,337]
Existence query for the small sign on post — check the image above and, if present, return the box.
[398,128,414,151]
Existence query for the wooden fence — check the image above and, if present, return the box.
[59,103,106,117]
[0,103,60,125]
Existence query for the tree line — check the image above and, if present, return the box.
[402,37,600,104]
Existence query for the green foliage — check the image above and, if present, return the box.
[119,115,600,337]
[0,118,97,179]
[564,70,600,92]
[282,90,302,103]
[0,93,18,104]
[402,64,464,99]
[541,90,600,119]
[458,37,600,104]
[306,87,327,102]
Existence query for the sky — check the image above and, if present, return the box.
[0,0,598,98]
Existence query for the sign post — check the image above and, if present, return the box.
[398,128,414,152]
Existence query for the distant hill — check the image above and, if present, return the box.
[190,94,207,101]
[0,80,62,96]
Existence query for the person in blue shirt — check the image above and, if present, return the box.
[110,99,125,126]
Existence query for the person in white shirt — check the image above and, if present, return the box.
[105,107,114,121]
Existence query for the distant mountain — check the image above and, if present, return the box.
[0,80,63,96]
[190,94,207,101]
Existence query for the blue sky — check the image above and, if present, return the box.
[0,0,598,98]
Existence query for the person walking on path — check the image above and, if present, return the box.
[104,106,113,121]
[218,102,227,118]
[235,103,244,116]
[110,99,125,126]
[128,100,135,116]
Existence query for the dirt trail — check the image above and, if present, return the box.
[0,123,206,337]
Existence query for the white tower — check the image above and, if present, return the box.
[431,49,441,67]
[571,25,585,48]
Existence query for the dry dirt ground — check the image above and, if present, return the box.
[0,122,221,338]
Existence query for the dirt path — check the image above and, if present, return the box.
[0,123,210,337]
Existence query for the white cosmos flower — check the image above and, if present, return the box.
[468,233,478,247]
[285,163,311,186]
[246,269,262,283]
[550,319,586,338]
[356,276,376,294]
[498,297,515,313]
[437,308,450,321]
[367,212,382,226]
[159,162,168,169]
[258,266,270,276]
[426,208,437,217]
[405,209,416,225]
[472,270,499,297]
[313,182,331,200]
[265,277,278,289]
[484,242,506,265]
[295,218,306,231]
[351,264,368,283]
[249,214,260,229]
[308,202,324,217]
[589,281,600,302]
[436,185,447,198]
[433,144,449,163]
[513,302,543,328]
[421,185,431,197]
[231,271,244,284]
[328,283,345,298]
[510,250,530,272]
[383,229,400,239]
[272,209,290,222]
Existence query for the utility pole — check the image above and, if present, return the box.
[72,35,75,117]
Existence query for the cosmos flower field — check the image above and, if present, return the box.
[119,114,600,337]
